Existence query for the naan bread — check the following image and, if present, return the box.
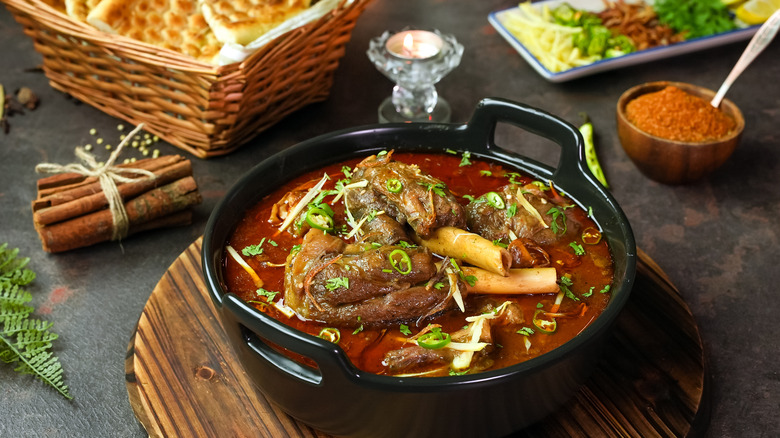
[86,0,222,63]
[199,0,311,45]
[65,0,102,22]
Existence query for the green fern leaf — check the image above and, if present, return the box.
[0,244,72,400]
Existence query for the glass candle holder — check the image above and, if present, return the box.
[367,28,463,123]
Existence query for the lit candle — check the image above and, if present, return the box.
[385,30,443,60]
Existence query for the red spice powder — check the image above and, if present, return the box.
[625,86,736,142]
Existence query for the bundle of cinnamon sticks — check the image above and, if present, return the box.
[32,155,202,253]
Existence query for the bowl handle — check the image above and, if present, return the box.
[223,293,354,385]
[465,97,590,183]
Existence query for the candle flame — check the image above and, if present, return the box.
[403,33,414,53]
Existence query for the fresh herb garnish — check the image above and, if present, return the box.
[559,275,580,301]
[459,151,472,167]
[506,203,518,218]
[417,181,448,197]
[517,327,535,336]
[399,324,412,336]
[480,170,492,177]
[547,205,574,235]
[492,239,508,249]
[569,241,585,256]
[0,244,72,399]
[255,288,279,301]
[242,238,267,256]
[325,277,349,291]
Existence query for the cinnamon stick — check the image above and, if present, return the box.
[36,176,202,253]
[32,158,193,226]
[35,155,184,198]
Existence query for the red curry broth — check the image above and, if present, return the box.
[223,152,613,375]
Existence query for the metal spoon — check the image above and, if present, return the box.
[711,9,780,108]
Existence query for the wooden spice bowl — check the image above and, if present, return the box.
[616,81,744,185]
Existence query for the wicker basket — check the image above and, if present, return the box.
[2,0,372,158]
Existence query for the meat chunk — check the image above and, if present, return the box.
[284,230,461,325]
[465,184,581,247]
[345,151,466,239]
[383,301,524,375]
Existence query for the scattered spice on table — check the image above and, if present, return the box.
[1,84,41,134]
[625,86,736,142]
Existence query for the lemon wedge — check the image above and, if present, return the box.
[735,0,780,24]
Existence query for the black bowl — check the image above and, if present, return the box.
[202,98,636,438]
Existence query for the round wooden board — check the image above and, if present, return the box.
[126,238,710,437]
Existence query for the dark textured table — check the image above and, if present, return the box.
[2,1,778,437]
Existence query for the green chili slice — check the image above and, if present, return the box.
[484,192,505,209]
[388,249,412,275]
[581,227,602,245]
[318,327,341,344]
[417,329,451,349]
[532,309,557,334]
[386,178,403,193]
[305,207,334,231]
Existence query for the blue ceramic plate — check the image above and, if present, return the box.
[488,0,759,82]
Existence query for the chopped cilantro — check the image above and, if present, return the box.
[325,277,349,291]
[463,194,477,203]
[569,241,585,255]
[480,170,492,177]
[536,302,544,308]
[341,165,353,178]
[600,285,611,294]
[400,324,412,336]
[417,181,447,197]
[433,282,445,290]
[255,288,279,301]
[459,151,472,167]
[506,203,518,218]
[242,237,267,256]
[445,148,457,154]
[353,324,364,335]
[449,369,469,376]
[492,239,508,249]
[547,205,574,235]
[583,287,594,298]
[290,244,302,254]
[517,327,535,336]
[559,275,580,301]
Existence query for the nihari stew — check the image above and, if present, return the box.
[223,151,614,377]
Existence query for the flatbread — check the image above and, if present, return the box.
[199,0,311,45]
[86,0,222,63]
[65,0,102,22]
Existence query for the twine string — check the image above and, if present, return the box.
[35,124,156,241]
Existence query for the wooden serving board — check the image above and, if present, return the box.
[125,238,710,438]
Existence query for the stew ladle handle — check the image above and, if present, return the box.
[711,9,780,108]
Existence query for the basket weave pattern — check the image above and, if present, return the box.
[2,0,371,158]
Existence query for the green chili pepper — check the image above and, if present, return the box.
[318,327,341,344]
[579,114,609,188]
[305,206,334,231]
[532,309,558,334]
[417,328,451,349]
[484,192,505,209]
[388,249,412,275]
[386,178,403,193]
